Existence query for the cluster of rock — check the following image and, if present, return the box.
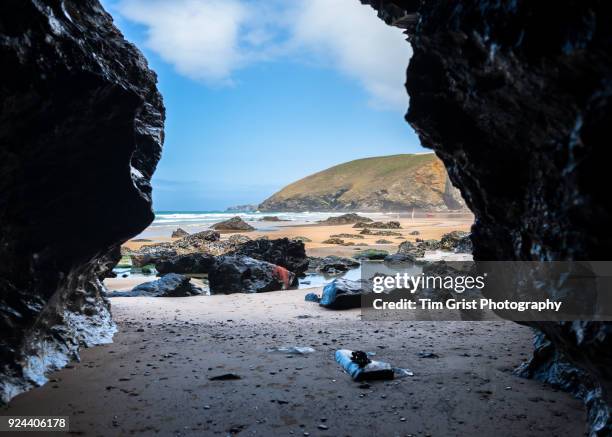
[125,233,309,295]
[393,231,471,259]
[317,213,373,225]
[353,221,401,229]
[359,229,402,236]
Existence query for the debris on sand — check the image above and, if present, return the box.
[335,349,394,381]
[267,346,315,355]
[335,349,414,381]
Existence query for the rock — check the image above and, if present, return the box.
[384,253,417,264]
[375,239,393,244]
[171,228,190,238]
[319,279,371,309]
[231,237,309,276]
[211,216,255,232]
[353,221,401,229]
[410,230,420,235]
[308,256,360,275]
[208,255,295,294]
[129,230,236,266]
[353,249,389,260]
[359,229,402,236]
[454,234,473,254]
[224,204,257,213]
[317,213,373,225]
[439,231,470,251]
[111,274,203,297]
[227,234,251,245]
[397,241,426,258]
[330,233,365,239]
[155,253,216,275]
[292,236,312,243]
[365,1,612,432]
[259,215,287,222]
[0,0,164,402]
[322,238,346,245]
[305,293,320,303]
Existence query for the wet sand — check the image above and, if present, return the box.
[4,288,585,436]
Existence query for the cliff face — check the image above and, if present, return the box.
[365,0,611,434]
[0,0,164,402]
[259,154,466,212]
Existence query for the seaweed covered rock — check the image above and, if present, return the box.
[0,0,164,402]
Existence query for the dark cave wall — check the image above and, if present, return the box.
[365,0,612,434]
[0,0,164,402]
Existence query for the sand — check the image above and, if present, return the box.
[3,288,585,436]
[2,215,587,435]
[123,215,475,258]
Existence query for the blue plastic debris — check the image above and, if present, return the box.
[335,349,394,381]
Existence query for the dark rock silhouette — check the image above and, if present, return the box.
[0,0,164,402]
[231,237,309,277]
[155,253,216,275]
[110,274,203,297]
[208,255,295,294]
[365,1,612,433]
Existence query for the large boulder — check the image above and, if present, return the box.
[319,279,370,310]
[155,253,216,275]
[208,255,295,294]
[211,216,255,232]
[111,274,203,297]
[231,238,309,276]
[0,0,164,402]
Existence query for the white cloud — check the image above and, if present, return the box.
[111,0,411,109]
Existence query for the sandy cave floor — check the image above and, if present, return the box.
[3,288,586,437]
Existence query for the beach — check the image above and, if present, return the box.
[1,212,587,435]
[3,288,584,436]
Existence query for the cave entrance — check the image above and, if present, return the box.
[4,1,590,436]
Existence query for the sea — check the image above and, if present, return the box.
[136,210,402,238]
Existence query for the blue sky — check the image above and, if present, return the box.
[102,0,425,211]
